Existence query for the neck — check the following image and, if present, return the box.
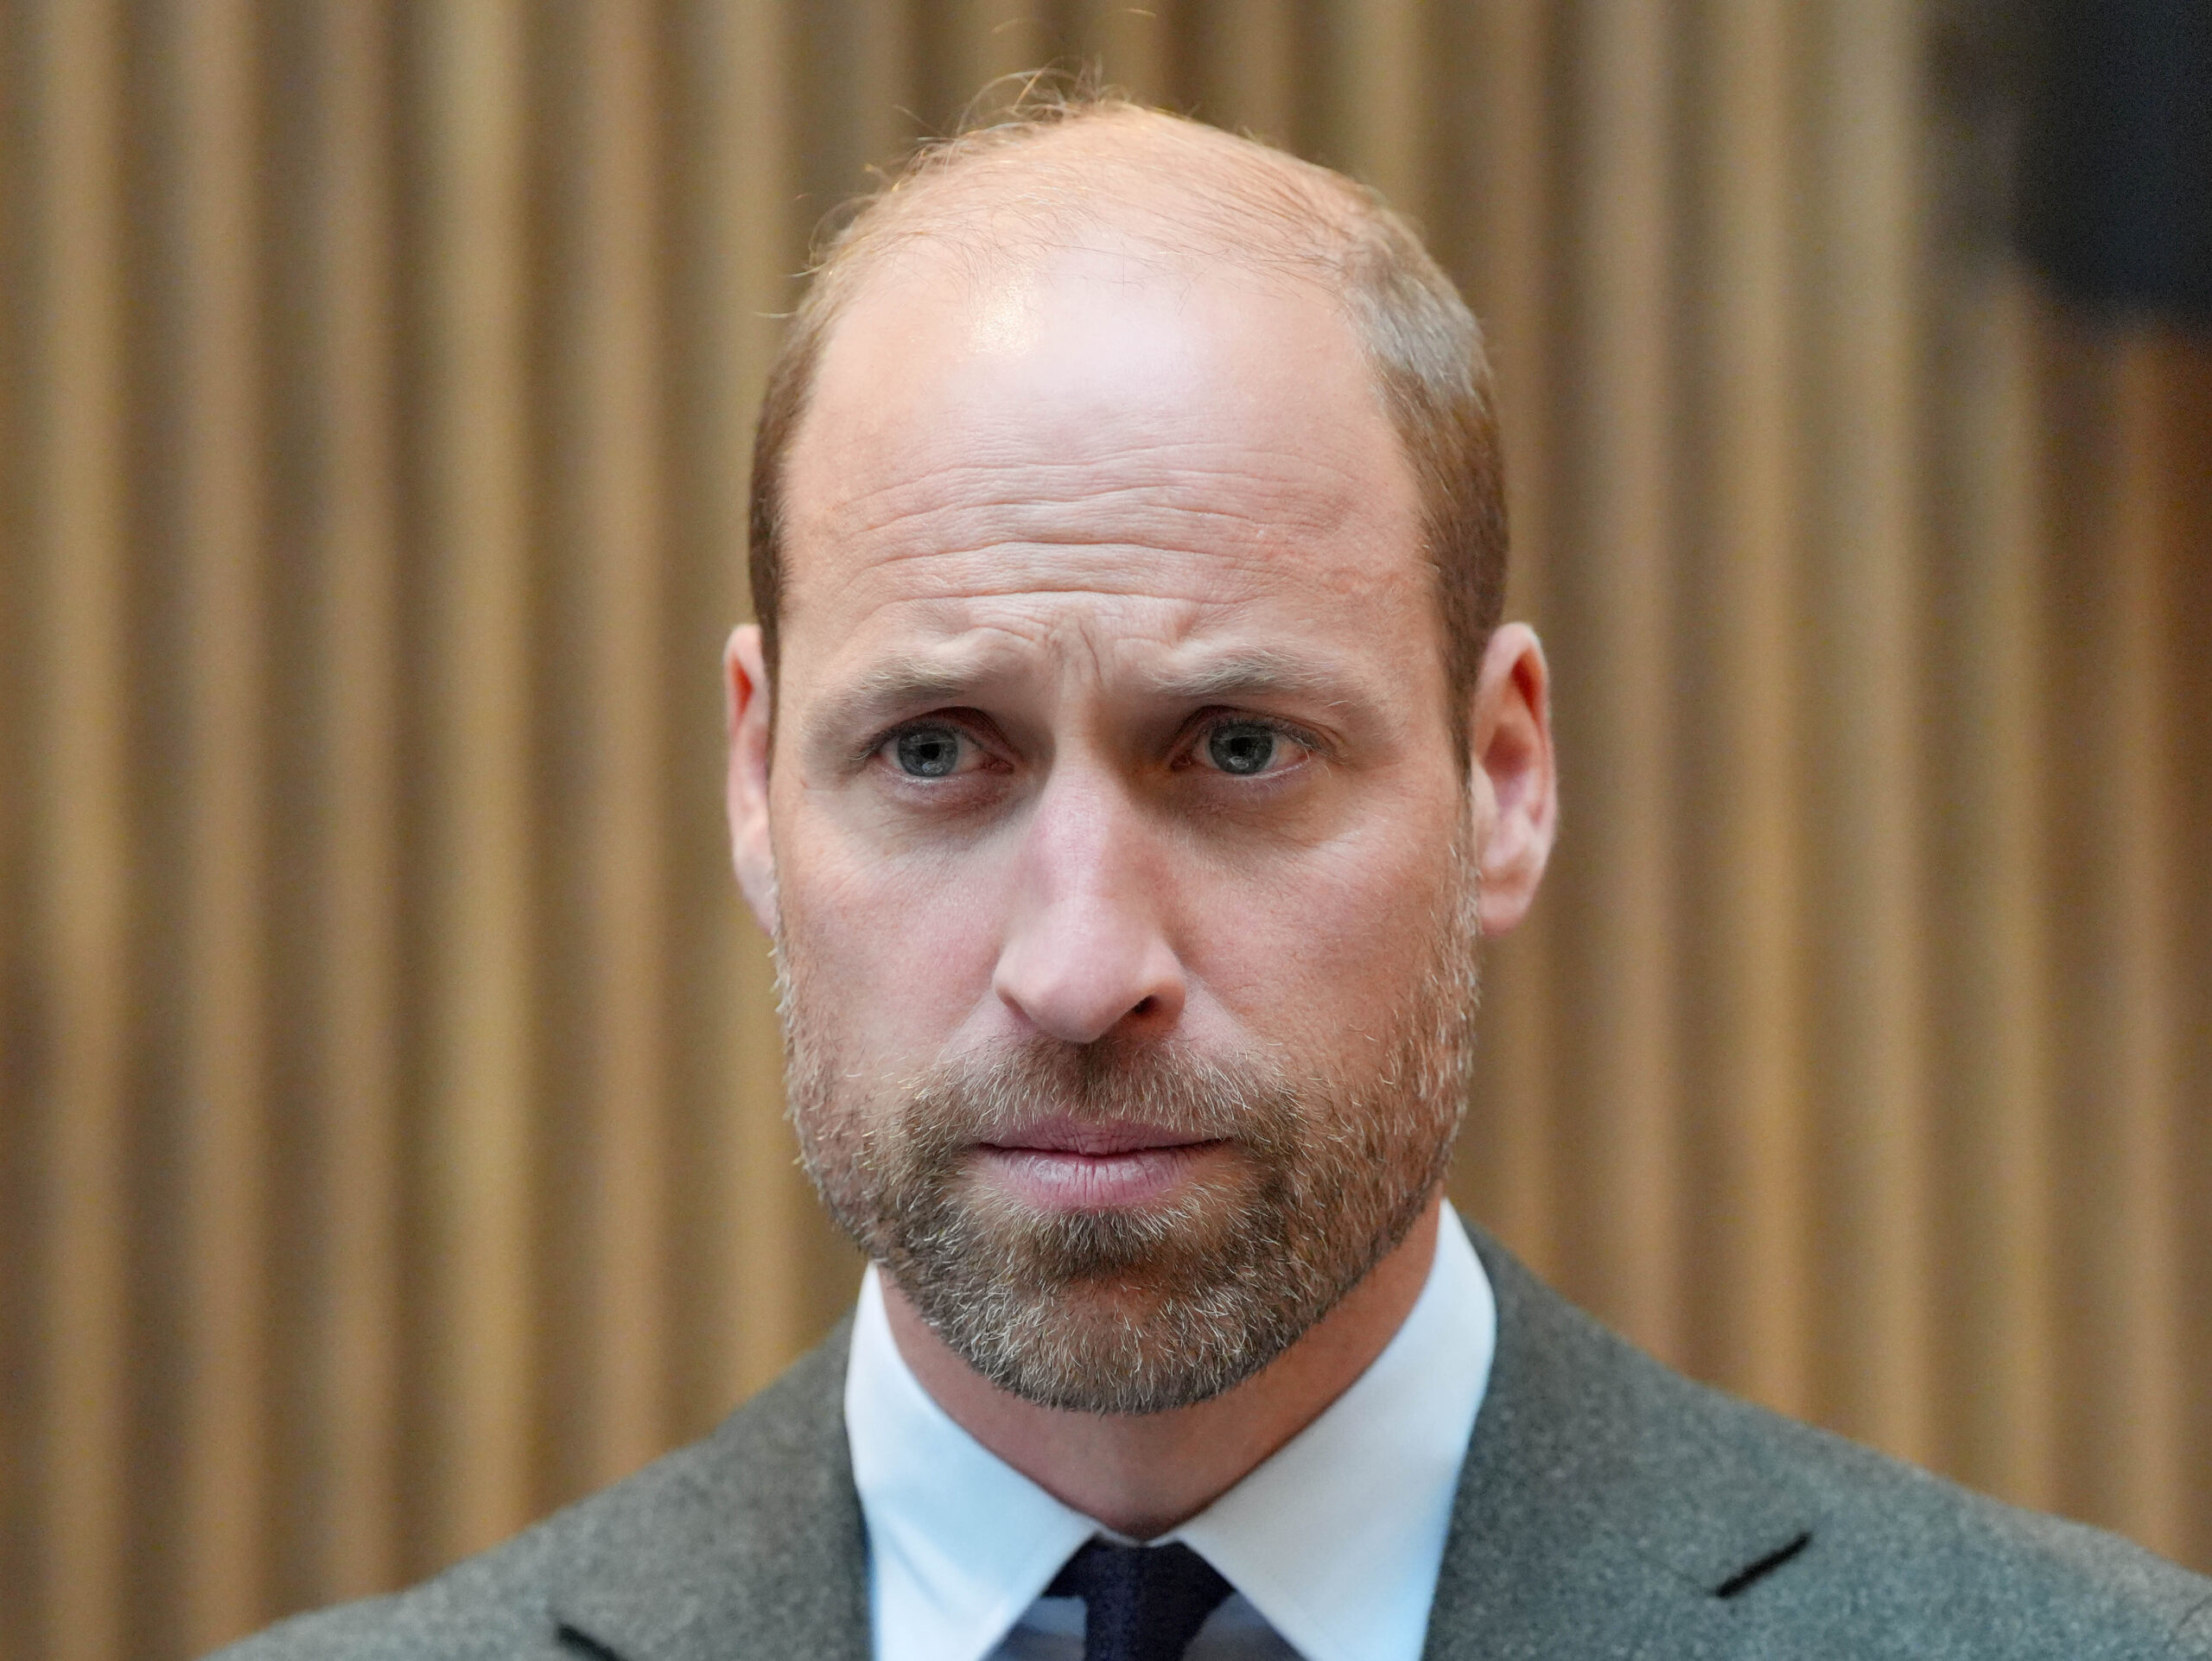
[880,1194,1444,1540]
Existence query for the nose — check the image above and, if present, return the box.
[992,772,1187,1046]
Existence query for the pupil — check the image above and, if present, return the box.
[1209,726,1275,775]
[895,729,960,778]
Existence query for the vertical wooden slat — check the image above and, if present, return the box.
[1185,0,1295,142]
[2157,340,2212,1576]
[914,1,1044,130]
[565,0,672,1489]
[1679,0,1808,1417]
[310,0,404,1603]
[1800,0,1930,1461]
[2093,333,2185,1556]
[708,0,797,1407]
[1548,0,1683,1360]
[33,3,132,1655]
[672,0,831,1408]
[2037,321,2212,1564]
[170,0,271,1645]
[2037,315,2115,1542]
[1314,0,1421,207]
[0,0,38,1628]
[1924,269,2052,1509]
[415,0,538,1565]
[1441,0,1560,1276]
[792,0,914,251]
[1063,0,1173,104]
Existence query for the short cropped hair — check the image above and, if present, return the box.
[748,84,1508,740]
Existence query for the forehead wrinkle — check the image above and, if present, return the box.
[789,466,1381,633]
[782,513,1415,671]
[819,485,1346,554]
[791,543,1338,656]
[820,504,1354,582]
[787,468,1389,637]
[806,437,1375,544]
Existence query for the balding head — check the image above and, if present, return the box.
[748,92,1507,738]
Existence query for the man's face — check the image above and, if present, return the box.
[737,243,1498,1412]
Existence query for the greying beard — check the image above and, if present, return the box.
[777,851,1482,1415]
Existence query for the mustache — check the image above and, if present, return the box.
[891,1034,1304,1149]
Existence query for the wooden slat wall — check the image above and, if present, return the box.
[2,4,2207,1655]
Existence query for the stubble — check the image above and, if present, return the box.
[778,848,1483,1414]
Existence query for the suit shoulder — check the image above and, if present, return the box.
[207,1562,540,1661]
[207,1475,665,1661]
[1660,1359,2212,1655]
[206,1327,853,1660]
[1465,1234,2209,1658]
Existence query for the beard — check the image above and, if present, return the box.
[777,846,1483,1416]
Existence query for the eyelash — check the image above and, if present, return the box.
[868,712,1324,778]
[1173,714,1316,774]
[864,716,1003,780]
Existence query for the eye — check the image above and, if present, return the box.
[1201,720,1302,777]
[889,724,969,779]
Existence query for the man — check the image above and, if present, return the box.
[228,93,2209,1661]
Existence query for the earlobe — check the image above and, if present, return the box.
[1466,623,1558,937]
[724,625,779,936]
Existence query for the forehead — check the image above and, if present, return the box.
[777,240,1430,697]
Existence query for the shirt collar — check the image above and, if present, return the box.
[845,1202,1497,1661]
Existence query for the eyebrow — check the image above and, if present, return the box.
[804,659,991,758]
[1132,648,1357,706]
[801,644,1371,761]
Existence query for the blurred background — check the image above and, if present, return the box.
[3,2,2209,1657]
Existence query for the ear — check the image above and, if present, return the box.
[1465,622,1557,936]
[724,624,779,936]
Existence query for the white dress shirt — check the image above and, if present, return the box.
[844,1203,1497,1661]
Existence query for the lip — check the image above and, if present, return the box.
[971,1119,1229,1209]
[979,1117,1218,1157]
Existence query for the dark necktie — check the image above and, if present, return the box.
[1047,1537,1236,1661]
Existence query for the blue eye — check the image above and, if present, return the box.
[893,727,964,778]
[1206,723,1280,775]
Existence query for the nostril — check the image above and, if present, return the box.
[1131,996,1156,1016]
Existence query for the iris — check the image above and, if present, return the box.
[1207,723,1276,775]
[895,728,962,777]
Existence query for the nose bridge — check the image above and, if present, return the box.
[1025,757,1143,910]
[993,754,1185,1044]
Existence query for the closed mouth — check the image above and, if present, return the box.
[978,1117,1224,1157]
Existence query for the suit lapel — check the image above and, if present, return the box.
[1421,1230,1817,1659]
[550,1321,872,1661]
[548,1231,1817,1661]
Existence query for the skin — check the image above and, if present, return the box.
[725,204,1557,1537]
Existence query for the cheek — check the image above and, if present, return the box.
[774,824,1007,1060]
[1183,810,1463,1036]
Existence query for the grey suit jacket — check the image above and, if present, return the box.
[224,1228,2212,1658]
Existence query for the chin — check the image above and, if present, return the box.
[881,1188,1347,1416]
